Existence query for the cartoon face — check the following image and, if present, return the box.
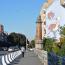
[45,0,65,38]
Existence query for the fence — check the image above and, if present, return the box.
[34,49,48,65]
[0,50,22,65]
[34,49,65,65]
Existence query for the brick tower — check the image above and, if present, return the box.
[35,15,43,49]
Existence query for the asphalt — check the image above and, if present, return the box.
[0,51,10,56]
[0,51,17,56]
[10,51,43,65]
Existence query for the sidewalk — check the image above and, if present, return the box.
[11,51,43,65]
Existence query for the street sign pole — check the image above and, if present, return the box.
[26,37,27,50]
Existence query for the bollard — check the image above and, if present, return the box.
[8,54,12,62]
[1,50,22,65]
[11,53,14,61]
[2,56,7,65]
[5,55,10,64]
[10,53,13,61]
[0,56,3,65]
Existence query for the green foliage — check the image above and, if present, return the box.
[28,40,35,48]
[52,43,60,55]
[7,32,26,46]
[59,43,65,56]
[57,25,65,56]
[52,41,65,56]
[43,38,54,52]
[60,25,65,36]
[28,43,32,48]
[31,40,35,48]
[42,25,65,56]
[57,57,62,65]
[7,33,18,45]
[43,37,65,56]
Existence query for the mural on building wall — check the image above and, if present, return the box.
[46,0,65,38]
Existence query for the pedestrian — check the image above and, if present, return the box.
[21,47,25,57]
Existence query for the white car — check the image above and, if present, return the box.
[8,48,13,51]
[29,48,34,51]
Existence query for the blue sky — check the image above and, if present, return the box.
[0,0,46,40]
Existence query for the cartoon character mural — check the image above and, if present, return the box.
[45,0,65,38]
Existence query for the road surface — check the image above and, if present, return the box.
[0,51,12,56]
[11,50,43,65]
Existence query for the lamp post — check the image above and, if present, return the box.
[26,37,27,50]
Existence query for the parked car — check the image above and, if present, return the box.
[29,48,34,51]
[8,48,13,51]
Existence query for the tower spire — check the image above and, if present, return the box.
[35,15,43,49]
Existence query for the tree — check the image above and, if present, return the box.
[52,25,65,56]
[27,40,35,48]
[43,37,54,52]
[30,40,35,48]
[7,32,26,47]
[7,32,18,45]
[60,25,65,36]
[17,33,26,46]
[59,25,65,46]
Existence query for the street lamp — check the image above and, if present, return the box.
[26,37,27,50]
